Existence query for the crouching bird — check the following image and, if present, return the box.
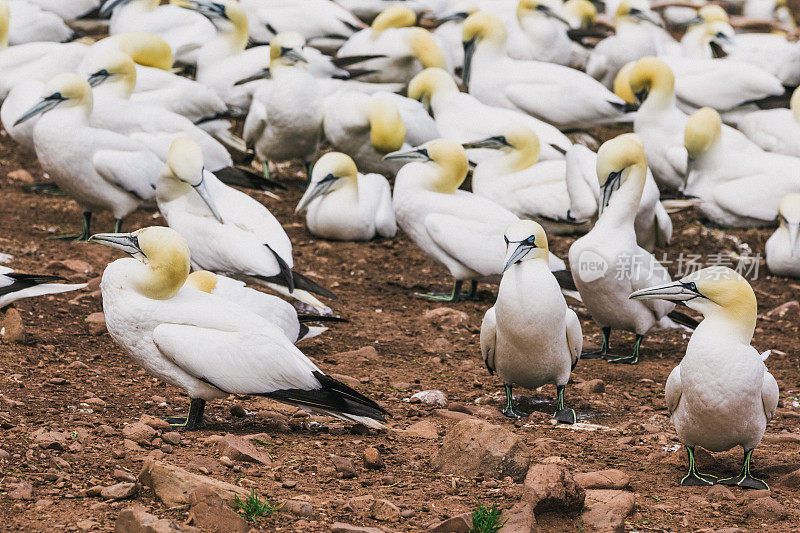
[630,266,778,489]
[90,226,388,430]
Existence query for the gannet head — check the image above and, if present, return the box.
[369,95,407,154]
[408,68,458,110]
[462,124,540,170]
[372,5,417,38]
[112,33,174,71]
[502,220,549,271]
[462,12,507,85]
[185,270,219,293]
[84,50,137,98]
[704,20,734,51]
[407,28,447,70]
[684,107,721,161]
[14,73,92,126]
[517,0,570,26]
[90,226,191,300]
[596,133,646,213]
[613,61,637,105]
[0,0,9,50]
[174,0,248,50]
[384,139,469,193]
[778,193,800,256]
[699,4,729,24]
[628,56,674,106]
[296,152,358,214]
[163,137,224,224]
[630,266,757,341]
[615,0,659,25]
[270,32,308,68]
[562,0,596,29]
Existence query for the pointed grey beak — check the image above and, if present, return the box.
[629,281,702,302]
[281,47,308,64]
[295,175,338,214]
[100,0,131,17]
[631,8,661,26]
[383,146,431,162]
[462,136,509,150]
[599,171,621,215]
[462,38,476,87]
[174,0,227,20]
[536,4,570,25]
[502,242,534,272]
[87,69,112,88]
[193,171,224,223]
[14,94,66,126]
[436,11,469,23]
[234,67,271,86]
[89,232,144,258]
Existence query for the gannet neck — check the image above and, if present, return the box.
[371,6,416,38]
[684,107,721,162]
[133,234,190,301]
[630,57,676,111]
[408,29,447,69]
[596,135,646,228]
[599,161,645,227]
[369,96,406,153]
[409,68,458,112]
[791,87,800,123]
[0,0,9,50]
[692,281,757,345]
[117,33,174,71]
[205,3,249,59]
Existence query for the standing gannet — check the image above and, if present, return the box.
[6,0,75,44]
[91,226,387,429]
[481,220,581,421]
[407,68,571,163]
[185,271,328,343]
[322,90,439,176]
[739,87,800,158]
[630,266,778,489]
[766,194,800,278]
[684,107,800,228]
[568,135,691,364]
[15,73,161,240]
[296,152,397,241]
[0,266,86,308]
[244,33,323,181]
[462,11,626,129]
[157,138,333,307]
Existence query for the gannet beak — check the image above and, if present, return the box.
[790,222,799,257]
[629,281,703,302]
[631,8,661,26]
[192,171,224,224]
[383,146,431,162]
[173,0,227,19]
[536,5,570,25]
[89,232,145,259]
[86,69,112,88]
[14,93,67,126]
[462,136,509,150]
[599,171,621,215]
[234,67,270,86]
[462,38,476,86]
[99,0,131,17]
[681,15,703,27]
[295,175,338,214]
[281,47,308,64]
[502,241,534,272]
[634,88,649,104]
[436,11,469,23]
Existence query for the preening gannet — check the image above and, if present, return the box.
[766,194,800,278]
[15,73,161,240]
[630,266,778,489]
[0,267,86,308]
[6,0,75,45]
[91,226,387,429]
[481,220,581,422]
[185,271,328,343]
[739,87,800,158]
[684,107,800,228]
[505,0,574,66]
[568,135,692,364]
[407,68,571,163]
[296,152,397,241]
[157,138,333,308]
[461,11,626,128]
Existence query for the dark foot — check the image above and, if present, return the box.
[553,408,576,424]
[501,406,528,419]
[162,416,207,430]
[718,474,768,490]
[680,472,716,486]
[580,350,608,359]
[606,353,638,365]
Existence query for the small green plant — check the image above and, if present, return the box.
[470,500,506,533]
[232,489,277,521]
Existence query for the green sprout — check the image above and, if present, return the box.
[471,500,507,533]
[232,489,277,521]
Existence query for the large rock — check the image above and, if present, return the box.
[101,483,139,501]
[424,307,469,329]
[138,459,249,507]
[498,502,538,533]
[331,524,384,533]
[123,423,157,446]
[522,464,585,515]
[114,505,199,532]
[574,470,630,490]
[187,485,250,533]
[580,489,635,533]
[744,497,789,522]
[427,513,473,532]
[405,420,439,440]
[216,434,271,465]
[434,419,530,482]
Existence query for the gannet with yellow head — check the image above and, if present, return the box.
[630,266,778,489]
[295,152,396,241]
[481,220,582,421]
[766,193,800,277]
[568,134,694,364]
[91,226,386,430]
[505,0,575,66]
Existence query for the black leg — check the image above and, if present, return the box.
[417,280,465,303]
[52,211,92,241]
[582,327,611,359]
[680,445,716,486]
[553,384,576,424]
[607,334,642,365]
[718,448,768,490]
[163,398,207,430]
[467,280,479,300]
[113,218,123,233]
[501,384,527,418]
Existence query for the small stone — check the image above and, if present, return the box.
[113,469,137,483]
[68,361,90,369]
[330,455,357,478]
[217,434,271,465]
[745,497,788,521]
[766,300,799,318]
[401,509,416,519]
[123,422,157,446]
[115,505,200,533]
[281,499,313,518]
[371,499,400,522]
[0,449,11,460]
[138,458,249,507]
[7,169,34,184]
[363,447,384,470]
[49,456,71,470]
[97,425,116,436]
[229,404,246,417]
[574,469,630,490]
[706,485,737,501]
[162,432,181,446]
[409,390,448,407]
[76,519,99,532]
[427,513,473,533]
[101,482,139,500]
[33,430,67,450]
[84,312,107,335]
[329,373,361,389]
[140,414,172,431]
[331,523,384,533]
[576,379,605,394]
[188,484,250,533]
[0,308,25,343]
[405,420,439,440]
[84,397,106,407]
[8,481,33,500]
[424,307,469,329]
[45,259,92,276]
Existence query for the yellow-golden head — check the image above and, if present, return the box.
[163,137,224,224]
[0,0,9,49]
[296,152,359,214]
[115,32,174,71]
[372,5,417,36]
[408,67,458,109]
[628,56,674,105]
[14,73,93,126]
[613,61,637,105]
[185,270,219,293]
[462,123,541,170]
[368,95,407,154]
[517,0,570,25]
[596,133,647,212]
[562,0,596,28]
[84,50,138,98]
[270,32,307,67]
[684,107,721,160]
[384,138,469,194]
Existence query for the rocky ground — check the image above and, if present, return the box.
[1,113,800,532]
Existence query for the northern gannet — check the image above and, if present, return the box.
[568,135,692,364]
[739,87,800,158]
[296,152,397,241]
[6,0,75,44]
[407,68,571,163]
[157,138,333,307]
[15,73,161,240]
[91,226,387,429]
[505,0,575,66]
[0,266,86,308]
[630,266,778,489]
[461,11,626,129]
[766,194,800,278]
[21,0,100,21]
[684,107,800,228]
[481,220,581,422]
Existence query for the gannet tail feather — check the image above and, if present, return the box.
[296,324,328,341]
[213,166,286,192]
[297,314,348,323]
[330,54,387,68]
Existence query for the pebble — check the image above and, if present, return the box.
[363,447,384,470]
[409,390,447,407]
[330,455,357,478]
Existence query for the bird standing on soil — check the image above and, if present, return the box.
[91,226,388,430]
[630,266,778,489]
[0,266,86,308]
[766,194,800,278]
[481,220,582,422]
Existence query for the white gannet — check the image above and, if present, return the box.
[739,87,800,157]
[0,266,86,308]
[744,0,796,30]
[185,271,328,343]
[296,152,396,241]
[388,138,571,302]
[568,135,694,364]
[684,107,800,228]
[322,90,439,176]
[244,33,323,181]
[766,194,800,278]
[630,266,778,489]
[157,138,333,307]
[6,0,75,44]
[91,226,387,429]
[505,0,573,66]
[461,11,626,129]
[21,0,100,21]
[481,220,581,422]
[407,68,571,163]
[15,73,161,239]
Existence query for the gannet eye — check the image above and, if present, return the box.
[630,8,641,15]
[497,136,507,145]
[418,148,429,157]
[526,235,536,245]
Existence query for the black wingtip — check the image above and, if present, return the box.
[264,244,295,293]
[292,270,337,300]
[0,273,68,298]
[552,269,578,293]
[213,166,286,192]
[297,315,349,324]
[331,54,386,68]
[668,310,699,330]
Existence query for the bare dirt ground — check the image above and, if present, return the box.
[1,120,800,531]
